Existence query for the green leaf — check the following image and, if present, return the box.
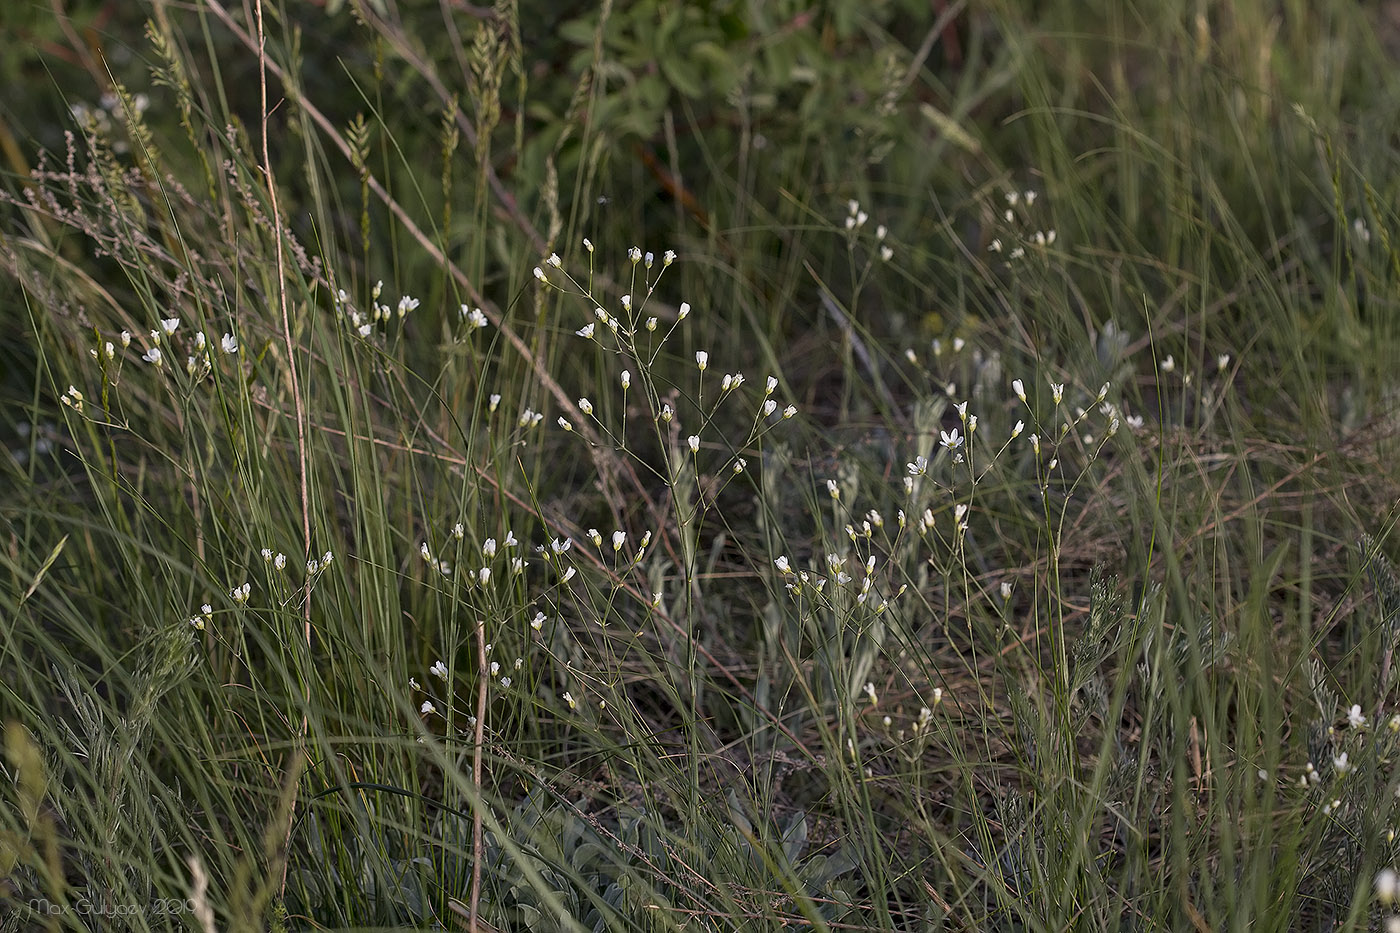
[18,534,66,608]
[780,810,808,863]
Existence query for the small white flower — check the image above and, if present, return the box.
[1011,379,1025,401]
[782,405,797,418]
[464,307,488,328]
[611,530,625,552]
[274,553,286,570]
[397,296,419,317]
[1160,356,1176,373]
[483,537,496,557]
[221,333,238,354]
[939,428,963,451]
[1348,704,1367,729]
[907,456,928,475]
[765,376,778,395]
[550,537,572,554]
[864,682,878,705]
[1217,354,1230,373]
[1376,869,1399,905]
[563,691,577,709]
[531,612,546,631]
[547,253,562,268]
[677,302,692,320]
[576,323,596,339]
[143,347,163,366]
[420,701,437,715]
[1000,581,1012,600]
[1051,383,1065,404]
[578,397,593,415]
[489,394,502,412]
[583,237,594,252]
[660,404,673,422]
[732,458,747,474]
[762,400,777,417]
[827,479,840,500]
[430,660,448,679]
[620,370,631,390]
[120,330,132,348]
[558,417,573,431]
[261,548,273,562]
[533,267,547,282]
[687,435,700,453]
[161,318,180,336]
[1333,751,1351,775]
[1011,420,1024,439]
[663,249,676,265]
[629,246,642,264]
[774,556,792,574]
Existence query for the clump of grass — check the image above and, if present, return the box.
[3,1,1400,931]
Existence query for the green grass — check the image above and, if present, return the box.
[3,0,1400,930]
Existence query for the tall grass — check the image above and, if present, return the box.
[3,0,1400,930]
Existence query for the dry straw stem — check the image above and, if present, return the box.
[251,0,314,903]
[470,616,489,932]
